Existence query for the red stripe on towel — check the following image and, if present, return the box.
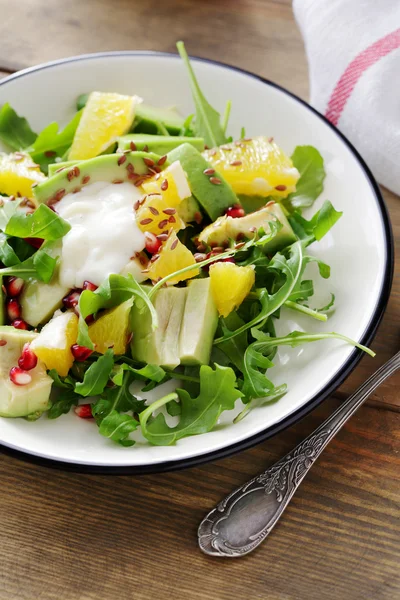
[325,28,400,126]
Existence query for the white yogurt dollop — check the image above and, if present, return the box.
[55,181,146,288]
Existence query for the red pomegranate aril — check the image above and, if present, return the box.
[85,314,94,324]
[7,298,21,321]
[71,344,93,361]
[144,231,162,254]
[18,343,38,371]
[74,404,93,419]
[225,205,245,218]
[9,366,32,386]
[6,277,24,297]
[12,319,28,330]
[83,280,98,292]
[63,290,81,309]
[24,237,44,249]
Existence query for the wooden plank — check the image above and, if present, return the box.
[0,398,398,600]
[0,0,309,99]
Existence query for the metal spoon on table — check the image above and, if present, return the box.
[198,351,400,557]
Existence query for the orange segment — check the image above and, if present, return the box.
[0,152,45,200]
[209,262,255,317]
[147,230,199,285]
[137,161,190,235]
[69,92,139,160]
[30,311,78,377]
[88,299,133,355]
[203,136,299,197]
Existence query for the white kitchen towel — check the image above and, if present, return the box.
[293,0,400,195]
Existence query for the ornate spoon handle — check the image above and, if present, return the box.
[198,351,400,557]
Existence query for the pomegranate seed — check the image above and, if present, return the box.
[63,290,81,309]
[18,343,38,371]
[144,232,162,254]
[12,319,28,330]
[83,280,98,292]
[7,298,21,321]
[71,344,93,361]
[225,205,245,218]
[85,314,94,324]
[24,237,44,249]
[6,277,24,297]
[9,366,32,386]
[74,403,93,419]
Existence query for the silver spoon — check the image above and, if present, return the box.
[198,350,400,557]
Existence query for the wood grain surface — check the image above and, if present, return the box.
[0,2,399,599]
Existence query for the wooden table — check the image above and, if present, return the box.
[0,2,399,599]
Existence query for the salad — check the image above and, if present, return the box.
[0,42,373,448]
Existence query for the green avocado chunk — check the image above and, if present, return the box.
[33,151,165,205]
[179,278,218,366]
[118,134,204,155]
[20,241,69,327]
[130,279,219,368]
[47,160,79,177]
[167,144,238,221]
[130,286,187,369]
[199,203,296,253]
[0,326,52,417]
[177,195,200,223]
[133,104,184,135]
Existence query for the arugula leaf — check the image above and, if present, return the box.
[0,103,37,150]
[98,412,139,446]
[5,204,71,241]
[234,385,287,423]
[48,369,75,389]
[32,247,57,283]
[0,198,22,231]
[215,241,304,343]
[76,94,89,111]
[236,328,375,420]
[177,41,228,147]
[289,200,342,244]
[77,273,157,349]
[91,371,143,446]
[112,363,165,386]
[222,100,232,133]
[27,111,83,173]
[0,247,56,282]
[140,364,243,445]
[47,389,80,419]
[285,146,325,211]
[0,233,20,266]
[75,349,114,396]
[215,312,248,371]
[179,114,195,137]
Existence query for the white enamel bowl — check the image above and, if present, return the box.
[0,53,393,473]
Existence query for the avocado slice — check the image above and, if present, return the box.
[179,278,218,366]
[133,104,184,135]
[20,241,69,327]
[198,203,296,253]
[0,326,52,417]
[118,134,204,155]
[48,160,79,177]
[33,151,165,205]
[177,195,201,223]
[167,144,238,221]
[130,286,187,369]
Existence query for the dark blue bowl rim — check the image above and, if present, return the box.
[0,51,394,475]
